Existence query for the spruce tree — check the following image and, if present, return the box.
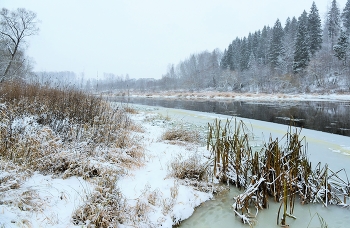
[327,0,341,46]
[293,11,310,74]
[342,0,350,33]
[231,38,242,71]
[220,49,229,69]
[257,26,269,65]
[240,37,249,70]
[227,44,234,71]
[308,1,322,56]
[290,17,299,40]
[269,19,284,69]
[251,31,260,58]
[333,30,349,63]
[284,17,291,34]
[283,17,298,73]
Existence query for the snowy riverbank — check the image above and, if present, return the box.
[0,105,214,227]
[1,103,349,227]
[117,91,350,102]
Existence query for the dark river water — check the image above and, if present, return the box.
[107,96,350,137]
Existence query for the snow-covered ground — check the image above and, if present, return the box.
[127,91,350,102]
[1,103,349,227]
[0,106,213,227]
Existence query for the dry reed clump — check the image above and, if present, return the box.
[143,113,172,124]
[161,127,200,144]
[72,176,129,227]
[167,153,207,181]
[123,105,138,114]
[0,160,30,193]
[207,118,350,226]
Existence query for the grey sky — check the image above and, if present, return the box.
[2,0,347,79]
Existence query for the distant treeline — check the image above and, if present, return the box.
[156,0,350,93]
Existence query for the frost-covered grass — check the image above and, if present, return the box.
[0,81,144,176]
[0,81,150,227]
[161,126,200,144]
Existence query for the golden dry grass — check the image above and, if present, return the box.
[161,127,200,144]
[167,154,207,181]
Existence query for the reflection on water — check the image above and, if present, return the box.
[107,97,350,137]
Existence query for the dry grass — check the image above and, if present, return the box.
[123,105,139,114]
[0,160,30,193]
[167,153,207,181]
[161,127,200,144]
[72,176,128,227]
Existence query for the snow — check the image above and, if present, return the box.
[0,172,93,227]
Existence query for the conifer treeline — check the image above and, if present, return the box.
[159,0,350,93]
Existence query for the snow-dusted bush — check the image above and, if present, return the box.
[161,127,200,144]
[71,176,128,227]
[168,153,207,181]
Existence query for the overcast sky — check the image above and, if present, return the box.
[2,0,348,79]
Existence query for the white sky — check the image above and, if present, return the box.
[2,0,348,79]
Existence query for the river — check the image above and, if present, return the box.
[107,96,350,137]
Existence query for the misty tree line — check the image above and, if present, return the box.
[158,0,350,93]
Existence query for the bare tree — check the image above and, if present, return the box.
[0,8,39,82]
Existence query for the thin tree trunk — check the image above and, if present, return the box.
[2,42,19,82]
